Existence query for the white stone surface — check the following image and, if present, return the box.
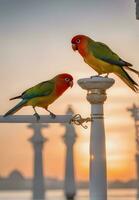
[29,124,48,200]
[0,115,73,123]
[63,106,77,200]
[78,76,115,200]
[78,76,115,91]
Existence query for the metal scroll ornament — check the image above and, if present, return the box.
[70,114,93,129]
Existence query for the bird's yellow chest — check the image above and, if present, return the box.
[84,54,113,74]
[27,95,57,108]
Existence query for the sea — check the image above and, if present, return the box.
[0,189,138,200]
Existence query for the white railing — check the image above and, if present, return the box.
[0,76,115,200]
[0,115,73,123]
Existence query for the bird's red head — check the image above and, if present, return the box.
[71,34,90,51]
[57,73,73,87]
[54,73,73,97]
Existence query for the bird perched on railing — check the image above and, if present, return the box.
[71,34,139,92]
[4,73,73,120]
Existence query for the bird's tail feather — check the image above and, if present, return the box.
[124,61,133,67]
[124,66,139,77]
[4,99,27,117]
[10,95,22,100]
[115,68,139,92]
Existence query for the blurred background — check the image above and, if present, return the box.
[0,0,139,199]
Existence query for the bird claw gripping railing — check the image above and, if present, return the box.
[70,114,93,129]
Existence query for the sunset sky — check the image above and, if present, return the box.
[0,0,139,182]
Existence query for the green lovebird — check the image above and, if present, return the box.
[71,34,139,92]
[4,73,73,120]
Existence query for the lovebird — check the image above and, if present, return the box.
[71,34,139,92]
[4,73,73,120]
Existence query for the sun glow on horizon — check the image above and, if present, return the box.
[0,0,139,183]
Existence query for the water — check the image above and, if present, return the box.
[0,189,138,200]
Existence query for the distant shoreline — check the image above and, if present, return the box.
[0,170,138,190]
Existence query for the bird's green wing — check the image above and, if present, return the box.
[22,81,54,99]
[89,41,128,66]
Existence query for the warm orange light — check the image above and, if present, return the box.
[75,142,89,174]
[106,134,135,181]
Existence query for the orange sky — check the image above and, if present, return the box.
[0,0,139,182]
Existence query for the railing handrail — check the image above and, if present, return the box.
[0,115,73,123]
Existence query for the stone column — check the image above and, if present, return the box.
[62,106,77,200]
[135,0,139,19]
[127,104,139,199]
[28,123,48,200]
[78,76,115,200]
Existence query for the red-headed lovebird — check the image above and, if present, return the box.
[4,73,73,120]
[71,34,139,92]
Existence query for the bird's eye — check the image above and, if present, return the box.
[65,78,70,82]
[76,39,80,43]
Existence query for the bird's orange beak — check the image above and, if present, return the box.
[72,43,77,51]
[69,80,73,88]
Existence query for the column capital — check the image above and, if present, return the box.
[78,76,115,104]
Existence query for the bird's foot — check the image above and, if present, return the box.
[49,112,56,119]
[46,109,56,119]
[33,113,40,121]
[104,73,109,78]
[90,75,101,78]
